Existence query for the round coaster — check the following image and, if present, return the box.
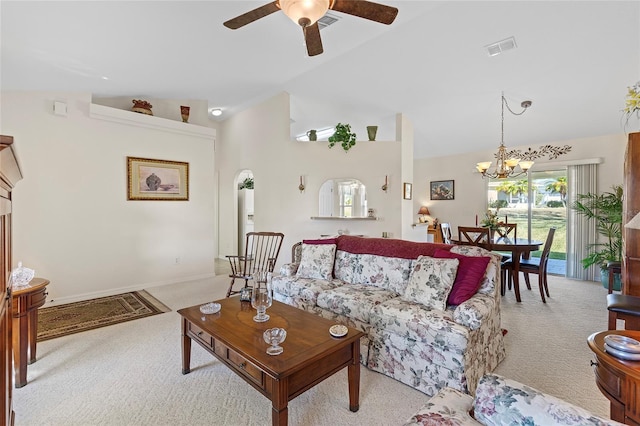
[329,324,348,337]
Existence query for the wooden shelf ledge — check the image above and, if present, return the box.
[89,103,216,140]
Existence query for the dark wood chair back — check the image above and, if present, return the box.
[495,223,517,240]
[457,226,490,246]
[226,231,284,297]
[504,227,555,303]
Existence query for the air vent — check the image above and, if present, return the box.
[486,36,517,57]
[318,12,339,29]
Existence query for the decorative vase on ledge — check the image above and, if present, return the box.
[131,99,153,116]
[180,106,190,123]
[367,126,378,141]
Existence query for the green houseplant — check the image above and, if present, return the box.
[570,185,623,289]
[239,177,254,190]
[328,123,357,152]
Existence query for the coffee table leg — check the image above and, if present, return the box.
[181,318,192,375]
[271,378,288,426]
[348,340,361,412]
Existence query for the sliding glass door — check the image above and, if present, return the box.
[487,168,567,275]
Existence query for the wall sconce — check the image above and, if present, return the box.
[417,206,431,223]
[298,175,305,193]
[381,175,388,192]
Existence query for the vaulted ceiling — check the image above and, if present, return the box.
[2,1,638,159]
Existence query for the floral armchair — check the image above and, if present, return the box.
[403,374,623,426]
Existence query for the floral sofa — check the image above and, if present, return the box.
[404,373,623,425]
[271,235,506,396]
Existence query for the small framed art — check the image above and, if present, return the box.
[127,156,189,201]
[403,182,412,200]
[430,180,455,200]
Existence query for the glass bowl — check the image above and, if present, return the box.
[263,327,287,355]
[199,302,221,315]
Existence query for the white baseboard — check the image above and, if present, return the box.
[43,273,217,307]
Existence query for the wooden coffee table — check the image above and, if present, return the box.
[178,298,364,426]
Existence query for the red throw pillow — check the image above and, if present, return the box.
[433,248,491,305]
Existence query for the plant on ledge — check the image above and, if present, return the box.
[328,123,357,152]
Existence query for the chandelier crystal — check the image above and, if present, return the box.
[477,93,533,179]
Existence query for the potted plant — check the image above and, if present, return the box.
[570,185,623,290]
[239,177,254,190]
[328,123,357,152]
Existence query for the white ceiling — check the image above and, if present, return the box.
[2,1,639,159]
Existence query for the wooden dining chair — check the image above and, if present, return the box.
[503,227,555,303]
[457,226,490,246]
[226,231,284,297]
[495,223,517,240]
[440,223,453,244]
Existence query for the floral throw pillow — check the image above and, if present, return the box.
[402,255,459,310]
[295,243,336,280]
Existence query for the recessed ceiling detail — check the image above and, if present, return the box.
[318,12,340,30]
[486,36,517,56]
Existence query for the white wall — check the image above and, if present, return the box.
[0,91,218,304]
[217,92,412,265]
[413,133,626,233]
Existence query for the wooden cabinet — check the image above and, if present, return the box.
[588,330,640,424]
[0,135,23,426]
[623,132,640,296]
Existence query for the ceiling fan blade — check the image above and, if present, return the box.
[331,0,398,25]
[223,1,281,29]
[303,22,324,56]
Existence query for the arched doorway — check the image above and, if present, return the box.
[236,170,254,255]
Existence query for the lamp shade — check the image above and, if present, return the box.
[279,0,330,26]
[625,212,640,229]
[418,206,430,216]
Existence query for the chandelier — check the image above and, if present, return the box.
[476,93,534,179]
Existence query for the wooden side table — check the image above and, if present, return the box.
[427,227,443,244]
[588,330,640,424]
[12,278,49,388]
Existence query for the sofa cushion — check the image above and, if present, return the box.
[402,256,459,310]
[352,253,413,293]
[474,374,623,426]
[271,275,341,305]
[334,250,358,283]
[316,283,398,324]
[402,387,478,426]
[433,249,491,305]
[450,245,502,295]
[296,243,336,280]
[336,235,453,259]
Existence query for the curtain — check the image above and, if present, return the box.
[566,163,598,280]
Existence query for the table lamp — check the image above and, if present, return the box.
[418,206,430,223]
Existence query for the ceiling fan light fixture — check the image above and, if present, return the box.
[279,0,330,26]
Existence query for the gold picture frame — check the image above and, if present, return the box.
[403,182,413,200]
[127,156,189,201]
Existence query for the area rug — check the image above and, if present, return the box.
[37,290,171,341]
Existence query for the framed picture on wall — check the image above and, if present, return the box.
[430,180,455,200]
[403,182,412,200]
[127,156,189,201]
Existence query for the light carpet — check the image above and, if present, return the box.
[13,274,610,425]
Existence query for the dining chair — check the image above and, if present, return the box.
[495,223,517,240]
[503,227,555,303]
[440,223,453,244]
[226,231,284,297]
[457,226,490,246]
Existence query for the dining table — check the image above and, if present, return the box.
[451,236,543,302]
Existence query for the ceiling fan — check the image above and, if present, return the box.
[223,0,398,57]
